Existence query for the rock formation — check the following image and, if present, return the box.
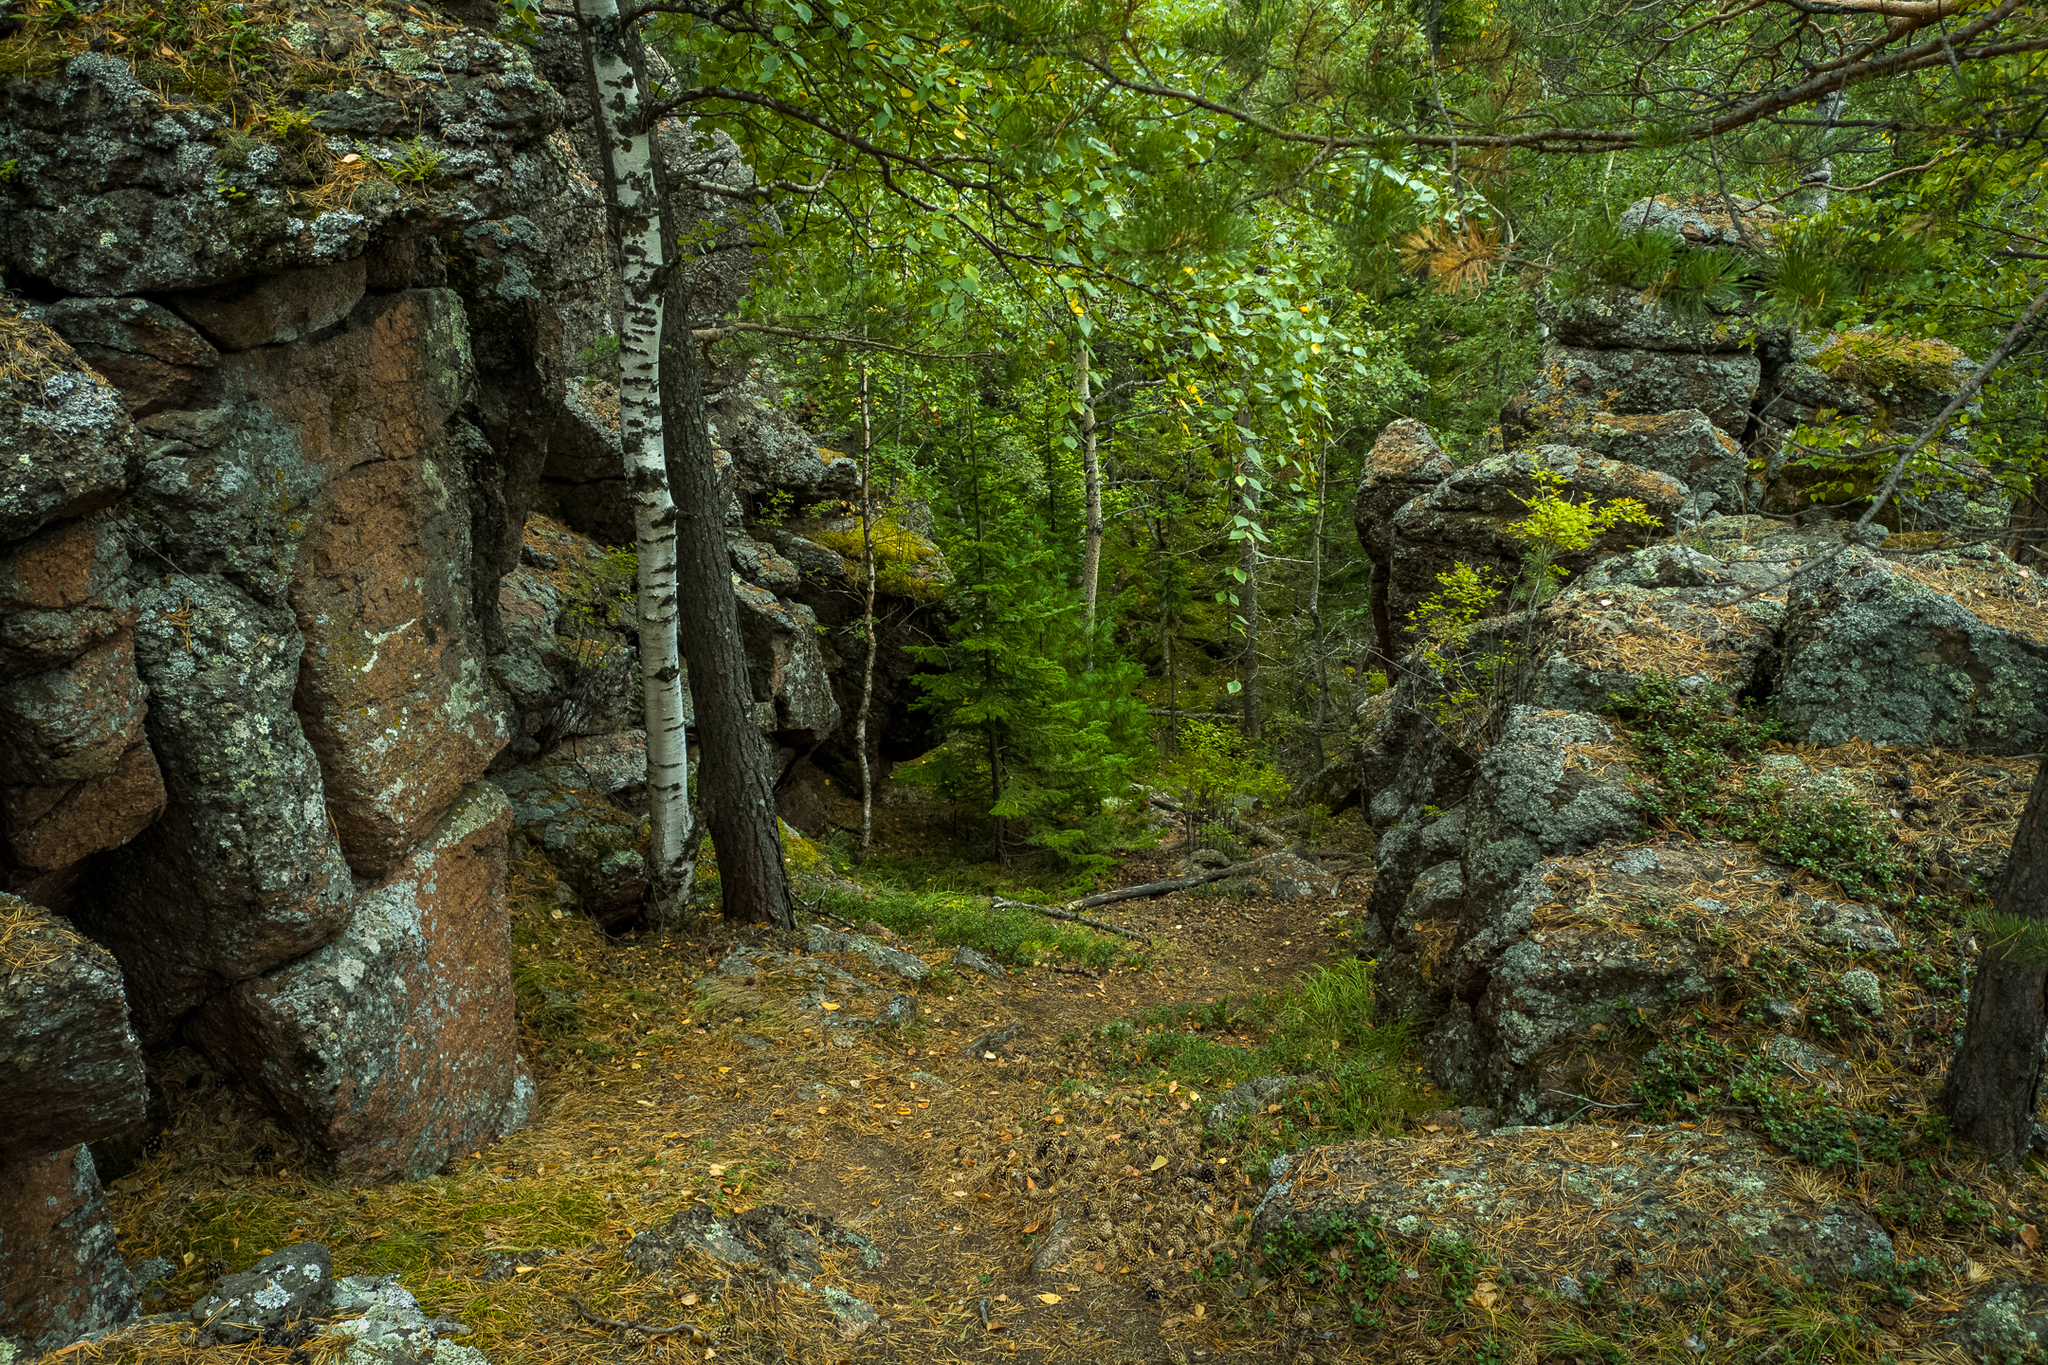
[0,5,942,1351]
[1328,225,2042,1130]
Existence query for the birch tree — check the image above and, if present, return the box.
[573,0,695,924]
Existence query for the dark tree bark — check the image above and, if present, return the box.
[1940,760,2048,1164]
[657,270,792,929]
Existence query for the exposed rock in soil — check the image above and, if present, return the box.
[1252,1124,1894,1290]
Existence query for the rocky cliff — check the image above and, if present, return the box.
[0,5,939,1352]
[1332,221,2041,1129]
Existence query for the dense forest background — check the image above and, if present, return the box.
[572,0,2048,874]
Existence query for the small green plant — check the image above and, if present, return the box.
[1505,460,1664,603]
[574,334,621,385]
[0,158,18,183]
[262,105,317,138]
[372,137,446,185]
[1406,561,1518,726]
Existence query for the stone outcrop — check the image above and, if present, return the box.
[0,1146,139,1356]
[188,785,530,1183]
[0,0,945,1242]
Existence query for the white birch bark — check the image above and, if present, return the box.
[856,364,878,851]
[578,0,693,919]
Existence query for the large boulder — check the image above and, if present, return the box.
[0,896,147,1164]
[189,784,531,1182]
[1775,544,2048,754]
[0,1146,138,1355]
[490,515,645,757]
[1537,289,1753,352]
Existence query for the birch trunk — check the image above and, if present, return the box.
[1238,475,1265,742]
[856,364,879,852]
[1076,342,1103,644]
[576,0,692,923]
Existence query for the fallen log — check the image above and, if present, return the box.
[991,897,1150,942]
[1066,854,1279,911]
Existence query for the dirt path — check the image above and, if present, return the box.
[101,840,1376,1365]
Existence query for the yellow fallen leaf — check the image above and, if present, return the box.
[897,1106,912,1115]
[514,1266,535,1275]
[1038,1293,1061,1305]
[681,1292,699,1305]
[708,1165,727,1177]
[822,1002,841,1011]
[1149,1155,1169,1171]
[1192,1304,1205,1320]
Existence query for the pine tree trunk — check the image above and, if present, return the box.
[856,364,878,852]
[1940,759,2048,1164]
[1077,341,1103,644]
[575,0,692,925]
[657,268,792,929]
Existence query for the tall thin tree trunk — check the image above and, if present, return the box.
[1941,760,2048,1164]
[575,0,692,924]
[1239,476,1265,742]
[1077,341,1103,643]
[658,270,792,929]
[856,364,879,852]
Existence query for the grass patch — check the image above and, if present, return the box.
[1085,958,1427,1174]
[814,880,1136,971]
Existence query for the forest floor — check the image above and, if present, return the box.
[86,785,2048,1365]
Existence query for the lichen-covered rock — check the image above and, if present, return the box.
[1460,707,1638,904]
[1934,1280,2048,1364]
[1251,1122,1891,1293]
[0,36,566,296]
[37,296,221,417]
[736,583,843,747]
[0,306,140,544]
[805,924,931,982]
[188,1242,333,1345]
[490,516,644,754]
[1386,446,1686,632]
[1618,194,1782,249]
[1527,343,1760,434]
[77,572,354,1046]
[1537,290,1753,352]
[0,897,147,1164]
[327,1271,491,1365]
[1353,418,1454,564]
[0,1145,138,1355]
[188,784,531,1182]
[494,762,646,925]
[706,368,860,510]
[1775,544,2048,754]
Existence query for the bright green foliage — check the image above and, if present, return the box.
[1506,461,1664,601]
[1157,720,1288,841]
[1405,562,1516,727]
[901,459,1150,875]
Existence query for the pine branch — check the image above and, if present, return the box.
[1967,910,2048,967]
